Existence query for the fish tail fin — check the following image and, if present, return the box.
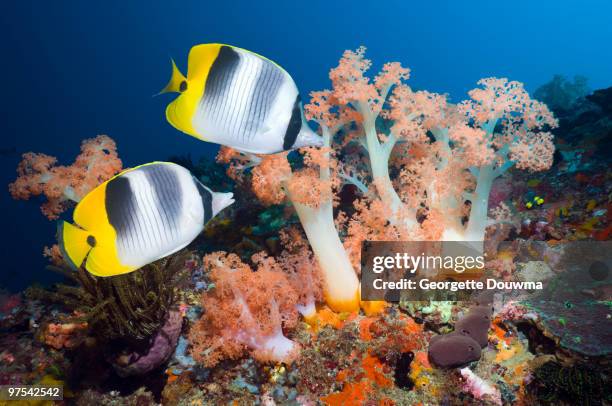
[212,192,235,217]
[158,59,187,94]
[58,221,94,270]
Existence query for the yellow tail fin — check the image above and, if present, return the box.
[58,222,93,270]
[158,59,187,94]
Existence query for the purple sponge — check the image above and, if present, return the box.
[428,332,481,368]
[113,309,183,377]
[455,307,491,348]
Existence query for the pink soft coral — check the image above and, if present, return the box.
[9,135,122,219]
[460,367,502,405]
[261,228,323,320]
[218,47,558,313]
[189,252,301,367]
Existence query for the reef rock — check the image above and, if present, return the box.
[515,260,556,284]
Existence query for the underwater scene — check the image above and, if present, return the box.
[1,1,610,405]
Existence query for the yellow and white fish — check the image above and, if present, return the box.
[58,162,234,277]
[161,43,323,154]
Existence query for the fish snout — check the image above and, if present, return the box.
[212,192,235,217]
[292,126,324,149]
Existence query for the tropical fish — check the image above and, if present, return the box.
[161,43,323,154]
[59,162,234,277]
[523,190,544,209]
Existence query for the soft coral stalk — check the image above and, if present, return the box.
[318,50,557,247]
[222,137,361,312]
[327,47,411,222]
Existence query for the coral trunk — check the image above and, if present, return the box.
[292,200,359,312]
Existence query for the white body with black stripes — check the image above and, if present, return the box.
[108,163,234,269]
[59,162,234,277]
[112,164,193,267]
[165,44,323,154]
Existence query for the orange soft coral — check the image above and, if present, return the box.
[216,47,558,316]
[277,228,324,319]
[189,252,301,367]
[9,135,122,219]
[43,244,64,267]
[42,319,88,350]
[250,152,292,205]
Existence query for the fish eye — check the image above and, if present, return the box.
[179,80,188,92]
[468,345,474,351]
[87,235,96,247]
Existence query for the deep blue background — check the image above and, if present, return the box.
[1,1,610,291]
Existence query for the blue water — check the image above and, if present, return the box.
[1,1,611,291]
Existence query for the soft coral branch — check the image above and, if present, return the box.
[9,135,122,219]
[189,252,301,366]
[218,47,558,316]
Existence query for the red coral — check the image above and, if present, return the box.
[9,135,122,219]
[42,318,88,350]
[189,252,301,367]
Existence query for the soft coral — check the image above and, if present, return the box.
[189,252,301,367]
[9,135,122,219]
[218,47,558,314]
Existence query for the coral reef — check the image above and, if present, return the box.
[28,251,189,343]
[4,53,611,405]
